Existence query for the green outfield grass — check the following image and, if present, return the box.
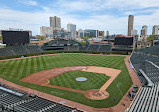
[49,71,110,91]
[0,54,133,108]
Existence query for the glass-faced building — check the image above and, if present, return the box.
[85,29,99,38]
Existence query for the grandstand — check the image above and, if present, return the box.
[0,31,44,57]
[128,84,159,112]
[0,44,44,57]
[138,44,159,56]
[87,44,99,52]
[67,46,79,51]
[0,47,14,56]
[78,46,88,51]
[130,45,159,85]
[140,61,159,84]
[0,39,114,57]
[128,44,159,112]
[98,45,112,52]
[0,83,82,112]
[42,39,133,53]
[43,40,113,53]
[45,40,81,46]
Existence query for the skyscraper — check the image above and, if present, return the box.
[152,25,159,35]
[50,16,61,30]
[67,23,76,39]
[128,15,134,36]
[141,25,148,37]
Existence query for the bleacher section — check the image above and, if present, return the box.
[78,46,88,51]
[45,40,81,46]
[98,45,112,52]
[130,54,159,85]
[43,40,114,52]
[0,44,44,57]
[128,84,159,112]
[140,61,159,84]
[0,47,14,56]
[14,98,73,112]
[0,38,134,57]
[0,84,82,112]
[24,45,43,54]
[138,44,159,56]
[68,46,78,51]
[130,51,159,86]
[9,46,29,55]
[87,45,99,52]
[62,44,112,52]
[129,45,159,112]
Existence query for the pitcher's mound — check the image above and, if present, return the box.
[84,89,109,100]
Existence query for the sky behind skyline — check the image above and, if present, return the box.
[0,0,159,35]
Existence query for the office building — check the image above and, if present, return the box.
[78,29,90,37]
[85,29,99,38]
[137,41,152,49]
[152,25,159,35]
[78,29,99,38]
[78,29,83,38]
[50,16,61,30]
[40,26,53,38]
[141,29,146,37]
[106,31,109,36]
[128,15,134,36]
[99,31,105,37]
[67,23,76,39]
[141,25,148,36]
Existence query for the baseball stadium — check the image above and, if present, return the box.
[0,31,158,112]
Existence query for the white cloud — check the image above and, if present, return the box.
[20,0,38,6]
[0,8,52,35]
[53,0,105,12]
[52,0,159,13]
[103,0,159,10]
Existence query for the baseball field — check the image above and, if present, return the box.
[0,54,133,108]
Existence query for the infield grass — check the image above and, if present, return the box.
[49,71,110,91]
[0,54,133,108]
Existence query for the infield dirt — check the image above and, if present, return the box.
[21,66,121,100]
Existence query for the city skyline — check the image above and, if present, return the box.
[0,0,159,35]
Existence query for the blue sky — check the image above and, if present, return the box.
[0,0,159,35]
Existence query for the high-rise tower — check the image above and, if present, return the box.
[128,15,134,36]
[50,16,61,30]
[152,25,159,35]
[141,25,148,37]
